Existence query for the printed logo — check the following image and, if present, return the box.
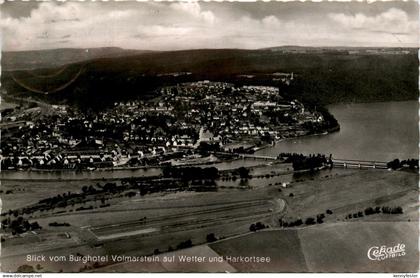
[367,243,406,261]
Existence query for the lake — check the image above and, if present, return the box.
[257,101,419,162]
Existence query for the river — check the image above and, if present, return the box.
[257,100,419,162]
[2,101,417,180]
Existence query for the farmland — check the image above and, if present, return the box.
[209,221,418,272]
[1,165,416,272]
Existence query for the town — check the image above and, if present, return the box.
[1,81,338,171]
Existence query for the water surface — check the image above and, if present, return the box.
[257,101,418,162]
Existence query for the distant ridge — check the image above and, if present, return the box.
[1,46,418,109]
[3,46,417,71]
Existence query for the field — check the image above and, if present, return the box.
[96,220,419,273]
[1,167,418,272]
[211,229,307,272]
[1,181,285,272]
[279,168,418,223]
[209,221,418,272]
[1,180,89,210]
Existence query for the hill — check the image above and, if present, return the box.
[1,47,418,109]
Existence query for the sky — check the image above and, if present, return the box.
[1,1,419,51]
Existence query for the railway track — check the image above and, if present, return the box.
[90,199,271,233]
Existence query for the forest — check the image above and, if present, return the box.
[2,47,417,110]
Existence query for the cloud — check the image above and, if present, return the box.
[328,8,417,34]
[1,2,418,51]
[261,15,282,27]
[135,25,193,39]
[170,2,216,24]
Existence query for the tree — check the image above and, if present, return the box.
[394,206,403,214]
[237,167,250,179]
[364,207,374,215]
[81,186,89,194]
[206,233,217,243]
[255,222,266,230]
[295,219,303,226]
[30,221,42,231]
[177,239,193,249]
[387,159,401,170]
[305,217,316,225]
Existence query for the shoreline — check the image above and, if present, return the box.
[1,123,340,176]
[254,124,340,153]
[0,157,241,174]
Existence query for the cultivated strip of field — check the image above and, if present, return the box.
[210,229,307,272]
[208,221,419,272]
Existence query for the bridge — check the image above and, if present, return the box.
[238,154,277,160]
[235,156,388,169]
[331,158,388,169]
[212,152,389,169]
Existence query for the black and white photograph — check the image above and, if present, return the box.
[0,0,419,274]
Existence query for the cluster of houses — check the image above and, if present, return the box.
[1,81,326,170]
[161,81,324,143]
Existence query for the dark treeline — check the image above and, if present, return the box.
[48,222,71,227]
[280,210,331,228]
[345,206,403,220]
[233,167,250,179]
[387,158,419,170]
[2,50,417,110]
[249,222,268,232]
[279,153,331,171]
[1,216,41,235]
